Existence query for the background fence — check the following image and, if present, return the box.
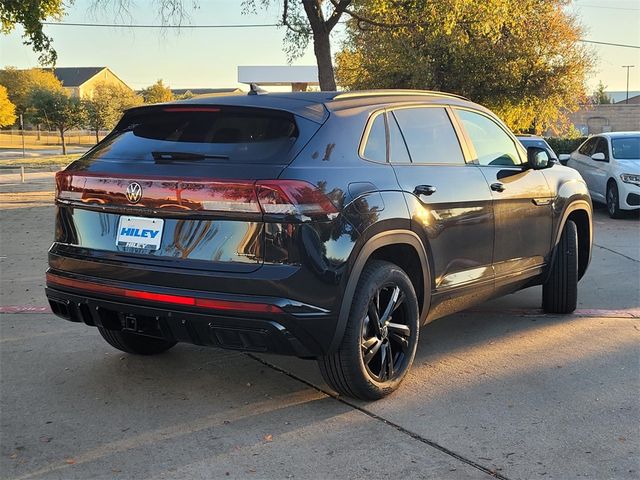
[0,129,110,149]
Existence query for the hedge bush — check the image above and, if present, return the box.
[546,137,588,154]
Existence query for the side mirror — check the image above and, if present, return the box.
[526,146,551,170]
[558,154,570,165]
[591,152,606,161]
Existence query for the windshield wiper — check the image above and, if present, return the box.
[152,151,229,163]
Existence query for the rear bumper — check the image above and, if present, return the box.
[45,271,338,358]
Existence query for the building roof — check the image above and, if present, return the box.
[238,66,319,86]
[615,94,640,105]
[53,67,106,87]
[171,88,243,96]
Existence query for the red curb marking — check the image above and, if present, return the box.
[0,306,52,314]
[466,308,640,318]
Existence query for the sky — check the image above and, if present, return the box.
[0,0,639,93]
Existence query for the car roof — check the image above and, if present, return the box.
[595,131,640,139]
[127,90,488,124]
[516,135,545,140]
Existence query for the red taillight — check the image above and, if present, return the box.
[256,180,339,216]
[55,172,338,218]
[46,273,283,314]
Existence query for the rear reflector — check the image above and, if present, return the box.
[55,172,337,218]
[46,273,283,314]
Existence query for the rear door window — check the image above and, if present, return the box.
[388,113,411,163]
[392,108,465,164]
[362,114,387,162]
[85,106,308,164]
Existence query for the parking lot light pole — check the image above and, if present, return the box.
[622,65,635,104]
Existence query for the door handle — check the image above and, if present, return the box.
[490,182,505,192]
[414,185,437,196]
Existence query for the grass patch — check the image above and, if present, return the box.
[1,154,81,167]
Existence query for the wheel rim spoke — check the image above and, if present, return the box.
[362,337,382,364]
[386,342,394,379]
[392,291,405,313]
[379,342,388,380]
[368,304,382,336]
[390,332,409,353]
[379,286,400,325]
[387,322,410,337]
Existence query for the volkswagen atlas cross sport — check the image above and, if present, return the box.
[46,90,593,400]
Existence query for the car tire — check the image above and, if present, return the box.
[98,327,177,355]
[606,181,623,219]
[318,260,420,400]
[542,220,578,314]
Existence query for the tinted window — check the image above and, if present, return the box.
[578,138,598,155]
[388,113,411,163]
[593,138,609,160]
[612,137,639,160]
[456,109,521,166]
[363,114,387,162]
[86,106,304,164]
[519,138,557,160]
[392,108,465,164]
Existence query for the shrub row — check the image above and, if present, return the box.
[546,137,588,154]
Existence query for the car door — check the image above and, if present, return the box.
[590,137,611,201]
[569,137,599,198]
[452,108,553,288]
[385,106,495,308]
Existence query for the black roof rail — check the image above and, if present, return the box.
[332,89,469,101]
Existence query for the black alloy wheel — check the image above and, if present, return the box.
[361,284,412,382]
[318,260,420,400]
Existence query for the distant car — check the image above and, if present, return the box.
[566,132,640,218]
[517,135,560,164]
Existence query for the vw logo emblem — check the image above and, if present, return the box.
[125,182,143,204]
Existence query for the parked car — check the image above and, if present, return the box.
[46,90,593,400]
[517,135,560,164]
[566,132,640,218]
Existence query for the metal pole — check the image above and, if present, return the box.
[20,166,25,183]
[622,65,635,104]
[20,114,25,158]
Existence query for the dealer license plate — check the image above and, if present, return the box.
[116,216,164,250]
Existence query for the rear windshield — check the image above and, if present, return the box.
[85,106,304,164]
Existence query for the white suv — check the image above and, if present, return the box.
[566,132,640,218]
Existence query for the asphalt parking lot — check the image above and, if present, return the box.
[1,172,638,480]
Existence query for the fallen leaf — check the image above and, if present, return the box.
[65,458,76,465]
[263,434,273,442]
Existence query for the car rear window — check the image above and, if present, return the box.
[85,106,306,164]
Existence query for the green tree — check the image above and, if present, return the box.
[592,81,611,104]
[336,0,594,133]
[0,84,17,127]
[29,88,84,154]
[0,67,63,116]
[140,79,174,104]
[96,0,404,91]
[83,82,142,143]
[0,0,69,65]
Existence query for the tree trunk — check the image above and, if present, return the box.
[95,128,99,144]
[302,0,338,91]
[313,29,337,91]
[60,129,66,155]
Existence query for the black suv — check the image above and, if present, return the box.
[46,90,592,399]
